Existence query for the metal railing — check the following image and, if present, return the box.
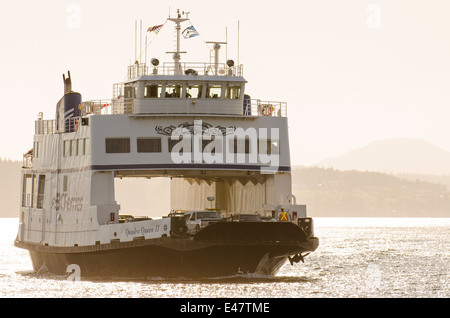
[244,100,287,117]
[35,119,56,135]
[109,98,286,117]
[127,62,244,79]
[23,152,33,169]
[34,98,286,134]
[80,100,112,115]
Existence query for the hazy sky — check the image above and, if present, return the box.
[1,0,449,165]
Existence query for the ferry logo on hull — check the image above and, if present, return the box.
[51,193,83,212]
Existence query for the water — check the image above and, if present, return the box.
[0,217,448,298]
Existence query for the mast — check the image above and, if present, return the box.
[166,9,189,75]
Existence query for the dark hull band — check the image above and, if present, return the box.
[15,222,319,278]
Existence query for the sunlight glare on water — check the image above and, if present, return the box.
[0,217,449,298]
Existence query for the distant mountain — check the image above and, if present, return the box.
[316,139,450,175]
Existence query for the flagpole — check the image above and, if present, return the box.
[226,27,228,64]
[140,20,142,64]
[135,21,137,62]
[237,20,240,67]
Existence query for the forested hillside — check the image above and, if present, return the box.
[292,167,450,217]
[1,159,449,217]
[0,159,21,218]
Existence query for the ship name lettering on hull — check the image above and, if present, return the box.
[51,193,83,212]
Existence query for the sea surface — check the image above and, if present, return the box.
[0,217,448,298]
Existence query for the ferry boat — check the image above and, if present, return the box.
[15,10,319,278]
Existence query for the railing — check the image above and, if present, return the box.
[22,193,31,208]
[109,98,286,118]
[34,98,286,135]
[127,62,244,79]
[35,119,56,135]
[36,194,44,209]
[20,193,43,209]
[23,152,33,168]
[80,100,112,115]
[244,100,287,117]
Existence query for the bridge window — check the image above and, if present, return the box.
[165,84,182,98]
[124,86,136,98]
[137,138,162,153]
[226,85,241,99]
[186,85,203,99]
[106,138,130,153]
[206,85,222,98]
[144,84,162,98]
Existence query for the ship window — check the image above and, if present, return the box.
[165,84,182,98]
[144,84,162,98]
[64,140,71,157]
[63,175,68,192]
[37,175,45,209]
[85,138,91,155]
[33,142,41,158]
[168,138,181,153]
[202,136,222,155]
[206,85,222,99]
[226,85,241,99]
[137,138,162,153]
[22,174,34,207]
[124,86,136,98]
[78,139,85,156]
[258,140,280,155]
[71,139,78,156]
[232,137,250,154]
[186,85,203,99]
[106,138,130,153]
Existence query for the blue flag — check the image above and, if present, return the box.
[182,26,199,39]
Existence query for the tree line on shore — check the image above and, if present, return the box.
[1,158,449,217]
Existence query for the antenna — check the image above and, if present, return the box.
[226,27,228,63]
[167,9,189,75]
[145,35,148,66]
[140,20,142,64]
[135,21,137,62]
[237,20,240,66]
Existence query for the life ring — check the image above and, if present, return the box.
[261,104,274,116]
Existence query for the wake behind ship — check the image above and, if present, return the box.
[14,10,318,278]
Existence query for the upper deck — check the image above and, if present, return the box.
[34,10,288,136]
